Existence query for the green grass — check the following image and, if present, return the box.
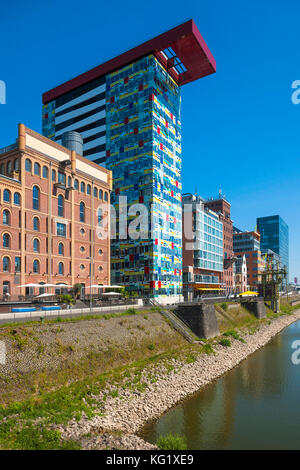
[156,433,187,450]
[219,338,231,347]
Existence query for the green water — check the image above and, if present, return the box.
[140,320,300,450]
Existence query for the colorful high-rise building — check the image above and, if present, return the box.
[42,20,216,302]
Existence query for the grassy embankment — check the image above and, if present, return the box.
[0,299,299,449]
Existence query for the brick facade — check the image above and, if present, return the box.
[0,125,111,297]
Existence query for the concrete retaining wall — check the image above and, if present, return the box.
[241,298,266,319]
[173,302,219,339]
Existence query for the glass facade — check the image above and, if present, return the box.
[106,55,182,298]
[257,215,289,278]
[193,208,223,272]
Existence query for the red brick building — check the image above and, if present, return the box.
[0,124,112,297]
[204,196,234,293]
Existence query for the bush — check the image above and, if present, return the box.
[220,302,228,311]
[126,308,136,315]
[147,343,155,351]
[219,338,231,347]
[157,433,187,450]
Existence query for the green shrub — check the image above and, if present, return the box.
[220,302,228,311]
[219,338,231,347]
[202,343,215,355]
[126,308,136,315]
[157,433,187,450]
[147,343,155,351]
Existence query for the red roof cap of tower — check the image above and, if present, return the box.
[43,19,216,104]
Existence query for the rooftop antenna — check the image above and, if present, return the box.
[219,186,222,199]
[195,185,198,196]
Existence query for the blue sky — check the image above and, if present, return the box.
[0,0,299,280]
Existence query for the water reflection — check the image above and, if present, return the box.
[141,320,300,450]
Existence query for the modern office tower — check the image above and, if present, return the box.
[233,228,264,288]
[0,124,111,298]
[182,194,223,301]
[42,20,216,302]
[257,215,289,280]
[204,194,234,293]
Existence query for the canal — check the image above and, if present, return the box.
[140,320,300,450]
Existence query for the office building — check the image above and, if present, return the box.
[42,20,216,302]
[182,193,224,300]
[204,194,234,293]
[0,124,111,297]
[257,215,289,280]
[233,228,264,288]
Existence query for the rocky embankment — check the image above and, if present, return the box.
[58,310,300,450]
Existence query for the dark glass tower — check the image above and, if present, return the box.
[257,215,289,280]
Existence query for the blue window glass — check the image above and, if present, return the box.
[104,192,108,202]
[34,163,40,176]
[58,262,64,275]
[32,186,40,210]
[58,194,64,217]
[33,239,39,253]
[33,217,39,231]
[97,208,102,226]
[99,189,103,200]
[94,187,97,197]
[87,184,91,195]
[58,243,64,256]
[74,179,79,190]
[3,233,10,248]
[15,256,21,272]
[14,192,21,205]
[33,259,39,273]
[25,159,32,172]
[3,189,10,203]
[57,223,66,237]
[43,166,48,178]
[81,182,85,193]
[80,202,85,222]
[3,210,9,225]
[3,256,9,272]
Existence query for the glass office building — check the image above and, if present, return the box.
[257,215,289,279]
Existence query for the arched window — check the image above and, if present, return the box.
[25,159,32,172]
[3,256,10,272]
[0,163,4,174]
[43,166,48,178]
[3,233,10,248]
[3,210,9,225]
[80,202,85,222]
[80,182,85,193]
[3,189,10,203]
[67,176,71,187]
[99,189,103,200]
[14,192,21,206]
[94,187,97,197]
[14,159,19,172]
[33,238,40,253]
[74,179,79,190]
[58,262,64,275]
[58,242,64,256]
[58,194,64,217]
[97,208,102,226]
[32,186,40,210]
[33,259,40,273]
[7,161,12,174]
[33,217,40,232]
[34,163,41,176]
[52,169,56,182]
[87,184,91,195]
[104,192,108,202]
